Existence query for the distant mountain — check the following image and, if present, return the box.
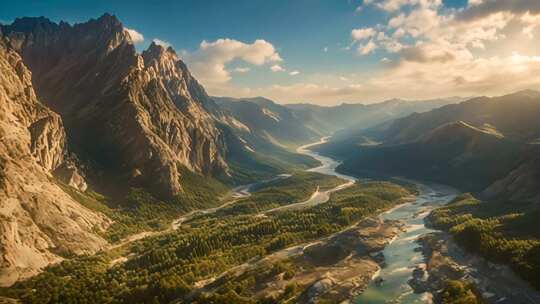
[214,96,320,147]
[286,97,464,134]
[319,121,526,192]
[365,90,540,144]
[316,90,540,199]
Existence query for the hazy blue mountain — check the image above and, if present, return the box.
[213,96,321,147]
[365,90,540,144]
[286,97,465,134]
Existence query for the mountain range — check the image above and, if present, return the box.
[0,14,306,285]
[0,14,459,285]
[315,90,540,201]
[2,13,537,289]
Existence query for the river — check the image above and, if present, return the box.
[297,137,460,304]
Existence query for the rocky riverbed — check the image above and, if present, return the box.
[195,217,405,303]
[411,232,540,304]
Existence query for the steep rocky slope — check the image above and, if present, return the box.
[0,36,109,286]
[1,15,231,198]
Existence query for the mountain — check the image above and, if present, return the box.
[0,14,319,284]
[286,97,464,134]
[365,90,540,144]
[213,96,320,147]
[0,15,314,200]
[1,15,234,198]
[483,151,540,202]
[316,91,540,199]
[320,121,525,192]
[0,35,109,286]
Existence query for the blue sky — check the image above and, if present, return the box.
[1,0,539,104]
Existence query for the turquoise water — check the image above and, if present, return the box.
[354,183,458,304]
[298,139,458,303]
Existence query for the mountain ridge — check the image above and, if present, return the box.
[1,14,232,198]
[0,35,109,286]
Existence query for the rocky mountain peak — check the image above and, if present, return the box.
[8,16,57,32]
[1,14,234,198]
[142,41,179,68]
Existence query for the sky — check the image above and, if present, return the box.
[1,0,540,105]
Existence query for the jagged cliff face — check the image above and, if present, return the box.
[0,37,109,286]
[2,15,229,198]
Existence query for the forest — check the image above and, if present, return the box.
[1,179,411,304]
[429,194,540,289]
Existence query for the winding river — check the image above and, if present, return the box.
[297,138,460,304]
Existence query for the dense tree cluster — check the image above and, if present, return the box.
[430,194,540,289]
[1,180,410,304]
[438,280,482,304]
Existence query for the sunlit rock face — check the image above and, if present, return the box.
[0,36,109,287]
[2,14,230,198]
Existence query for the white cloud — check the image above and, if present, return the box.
[324,47,329,52]
[351,27,377,41]
[153,38,171,48]
[358,40,378,55]
[232,67,251,73]
[289,70,300,76]
[366,0,442,12]
[271,64,286,72]
[124,27,144,44]
[184,38,282,84]
[468,0,483,7]
[184,0,540,105]
[521,12,540,38]
[241,0,540,104]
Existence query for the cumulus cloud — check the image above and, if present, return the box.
[521,12,540,38]
[458,0,540,21]
[271,64,286,72]
[365,0,442,12]
[289,70,300,76]
[351,27,377,40]
[192,0,540,105]
[124,27,144,43]
[358,40,378,55]
[266,0,540,104]
[153,38,171,48]
[185,38,282,84]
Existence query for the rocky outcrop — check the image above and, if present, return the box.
[53,161,88,192]
[1,14,229,198]
[0,37,109,286]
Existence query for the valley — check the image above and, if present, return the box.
[1,10,540,304]
[0,138,415,303]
